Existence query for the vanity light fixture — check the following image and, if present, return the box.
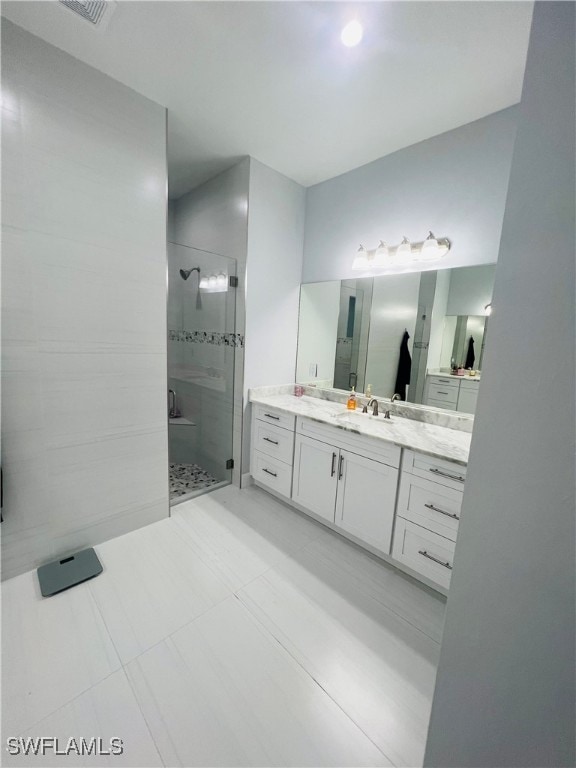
[352,245,370,270]
[351,232,451,271]
[396,236,412,261]
[373,240,390,267]
[419,231,450,261]
[484,302,493,316]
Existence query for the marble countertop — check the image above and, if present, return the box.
[250,393,471,466]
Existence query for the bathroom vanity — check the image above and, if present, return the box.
[249,388,471,592]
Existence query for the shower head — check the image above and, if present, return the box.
[179,266,200,281]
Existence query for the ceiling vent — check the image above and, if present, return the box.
[58,0,112,27]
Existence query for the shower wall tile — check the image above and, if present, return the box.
[1,21,169,580]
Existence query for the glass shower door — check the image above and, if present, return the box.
[167,242,237,504]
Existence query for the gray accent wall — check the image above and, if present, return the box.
[303,107,518,284]
[1,21,169,579]
[424,3,575,765]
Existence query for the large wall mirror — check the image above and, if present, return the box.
[296,265,495,415]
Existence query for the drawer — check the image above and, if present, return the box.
[251,451,292,498]
[253,420,295,465]
[254,404,296,432]
[397,473,462,542]
[392,518,455,589]
[427,397,457,412]
[428,375,459,389]
[402,449,467,490]
[426,382,459,404]
[296,416,401,469]
[460,378,480,390]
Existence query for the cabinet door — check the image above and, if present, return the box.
[456,387,478,414]
[335,450,398,553]
[292,434,338,522]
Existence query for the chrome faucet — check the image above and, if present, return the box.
[363,398,379,416]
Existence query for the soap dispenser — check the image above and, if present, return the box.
[365,384,372,398]
[347,387,357,410]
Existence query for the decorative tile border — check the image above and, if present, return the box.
[169,330,244,347]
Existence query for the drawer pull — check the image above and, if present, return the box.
[264,413,280,420]
[424,502,460,521]
[437,391,449,395]
[263,437,279,445]
[338,455,344,479]
[429,467,465,483]
[437,379,451,384]
[418,550,453,570]
[331,452,337,477]
[262,468,278,478]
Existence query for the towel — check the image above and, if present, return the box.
[394,330,412,401]
[464,336,475,369]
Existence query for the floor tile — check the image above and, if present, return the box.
[88,518,231,664]
[4,670,162,767]
[301,529,446,643]
[238,551,442,767]
[171,485,325,591]
[1,571,120,736]
[126,596,390,767]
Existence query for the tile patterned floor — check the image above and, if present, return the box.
[2,485,446,767]
[169,463,220,500]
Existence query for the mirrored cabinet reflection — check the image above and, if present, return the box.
[296,264,495,415]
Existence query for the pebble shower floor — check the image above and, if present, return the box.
[169,463,220,500]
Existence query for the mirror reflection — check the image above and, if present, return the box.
[296,265,495,415]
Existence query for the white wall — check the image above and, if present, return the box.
[296,282,340,385]
[364,273,421,399]
[303,108,518,284]
[425,3,575,766]
[446,264,495,316]
[243,159,306,473]
[1,21,168,579]
[171,159,250,485]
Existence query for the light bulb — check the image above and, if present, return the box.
[372,241,390,267]
[419,231,440,261]
[216,272,227,290]
[352,244,369,270]
[208,274,217,289]
[395,237,412,261]
[199,277,208,289]
[341,20,363,47]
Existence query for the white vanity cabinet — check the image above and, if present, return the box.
[424,374,480,414]
[392,449,466,588]
[292,417,400,554]
[250,404,296,498]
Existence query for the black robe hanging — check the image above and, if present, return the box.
[464,336,475,369]
[394,330,412,401]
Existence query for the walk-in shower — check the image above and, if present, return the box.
[167,242,237,504]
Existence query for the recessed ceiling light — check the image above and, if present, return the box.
[341,20,363,47]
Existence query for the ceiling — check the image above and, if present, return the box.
[1,1,533,198]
